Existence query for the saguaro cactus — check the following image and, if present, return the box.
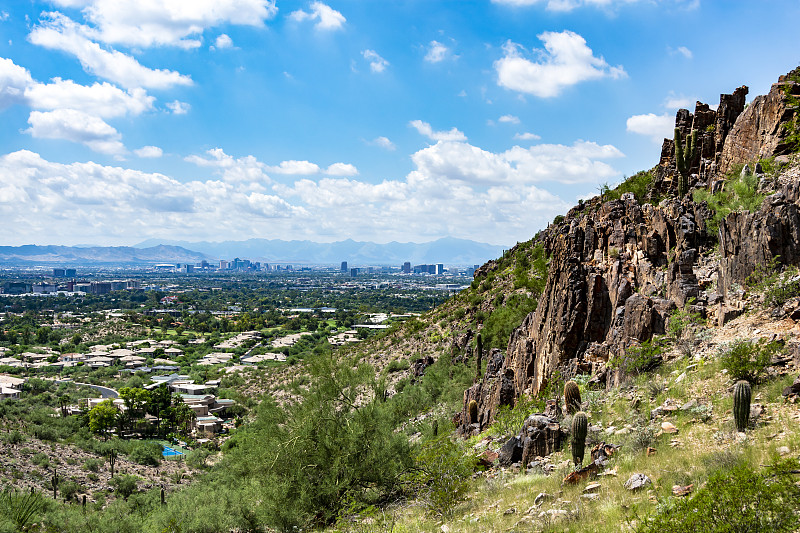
[108,449,116,478]
[733,380,752,432]
[468,399,479,425]
[674,127,697,197]
[564,380,582,414]
[51,469,59,499]
[475,333,483,380]
[571,411,588,466]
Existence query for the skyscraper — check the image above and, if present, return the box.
[341,261,348,272]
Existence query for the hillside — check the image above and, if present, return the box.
[322,65,800,531]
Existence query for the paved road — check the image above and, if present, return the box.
[59,380,119,398]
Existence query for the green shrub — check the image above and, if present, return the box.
[4,431,23,445]
[637,458,800,533]
[128,441,162,467]
[667,301,704,342]
[512,242,549,293]
[220,355,413,530]
[764,270,800,307]
[31,453,50,468]
[385,359,410,373]
[82,458,103,473]
[110,474,139,500]
[609,338,664,376]
[481,293,537,350]
[719,338,780,383]
[492,397,534,437]
[606,171,655,203]
[693,168,765,236]
[58,480,81,502]
[406,436,476,518]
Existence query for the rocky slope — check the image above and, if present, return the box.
[457,67,800,436]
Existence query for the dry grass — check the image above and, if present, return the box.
[335,307,800,533]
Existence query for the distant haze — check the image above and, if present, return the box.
[133,237,509,265]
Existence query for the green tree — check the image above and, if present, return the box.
[147,384,172,436]
[221,354,412,530]
[88,400,118,440]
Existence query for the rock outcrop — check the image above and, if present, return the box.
[653,86,748,196]
[458,195,707,434]
[718,174,800,296]
[719,68,800,175]
[457,68,800,437]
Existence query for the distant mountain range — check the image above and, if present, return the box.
[0,238,508,266]
[0,244,210,265]
[133,237,507,265]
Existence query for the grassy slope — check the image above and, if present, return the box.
[349,302,800,532]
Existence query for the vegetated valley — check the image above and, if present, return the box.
[2,66,800,532]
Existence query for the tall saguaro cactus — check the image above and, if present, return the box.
[733,380,752,432]
[564,380,582,414]
[475,333,483,381]
[674,127,697,197]
[571,411,588,466]
[51,469,59,499]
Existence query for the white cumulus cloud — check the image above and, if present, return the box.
[25,78,153,118]
[49,0,277,48]
[134,145,163,158]
[424,40,449,63]
[498,114,520,124]
[0,57,34,108]
[166,100,190,114]
[267,160,321,175]
[409,120,467,142]
[495,31,625,98]
[290,2,346,31]
[371,136,396,151]
[408,139,623,187]
[29,13,193,90]
[626,112,674,142]
[185,148,272,183]
[25,109,125,155]
[213,34,234,49]
[514,132,541,141]
[325,163,358,176]
[362,49,388,73]
[0,149,309,245]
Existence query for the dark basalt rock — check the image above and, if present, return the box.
[455,68,800,438]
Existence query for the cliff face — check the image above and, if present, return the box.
[719,69,800,175]
[457,67,800,436]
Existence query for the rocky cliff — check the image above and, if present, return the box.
[457,67,800,436]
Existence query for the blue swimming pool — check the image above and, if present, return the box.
[162,446,184,456]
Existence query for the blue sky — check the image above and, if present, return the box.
[0,0,798,247]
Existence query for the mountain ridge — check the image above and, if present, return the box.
[0,244,211,265]
[132,236,507,265]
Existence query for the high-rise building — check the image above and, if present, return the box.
[350,268,360,277]
[53,268,65,277]
[341,261,348,272]
[436,263,444,275]
[402,261,411,274]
